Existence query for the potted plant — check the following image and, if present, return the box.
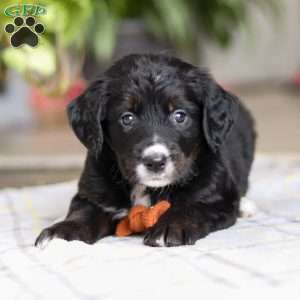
[0,0,89,126]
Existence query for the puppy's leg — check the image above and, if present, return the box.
[35,195,123,248]
[144,196,239,247]
[35,154,129,248]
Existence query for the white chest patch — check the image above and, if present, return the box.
[131,184,151,207]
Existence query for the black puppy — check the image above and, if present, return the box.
[35,54,256,248]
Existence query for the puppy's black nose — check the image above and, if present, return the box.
[142,154,167,173]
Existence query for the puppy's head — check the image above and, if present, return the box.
[68,54,238,188]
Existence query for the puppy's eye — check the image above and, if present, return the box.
[120,112,135,127]
[171,110,187,124]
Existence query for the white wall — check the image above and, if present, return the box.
[0,71,32,129]
[202,0,300,84]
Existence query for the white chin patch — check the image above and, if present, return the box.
[136,163,174,188]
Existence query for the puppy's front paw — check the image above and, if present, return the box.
[35,220,94,249]
[143,211,209,247]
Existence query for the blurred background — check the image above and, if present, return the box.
[0,0,299,188]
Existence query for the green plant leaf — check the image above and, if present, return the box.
[88,1,118,61]
[2,39,56,78]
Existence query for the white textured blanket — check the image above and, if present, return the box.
[1,155,300,299]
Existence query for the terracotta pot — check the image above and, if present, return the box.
[293,72,300,88]
[30,79,86,127]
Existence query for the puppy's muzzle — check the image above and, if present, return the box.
[142,153,167,173]
[136,142,175,187]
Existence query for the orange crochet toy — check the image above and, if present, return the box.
[116,200,170,237]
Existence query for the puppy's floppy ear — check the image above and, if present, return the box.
[186,69,238,153]
[67,78,108,157]
[202,83,239,153]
